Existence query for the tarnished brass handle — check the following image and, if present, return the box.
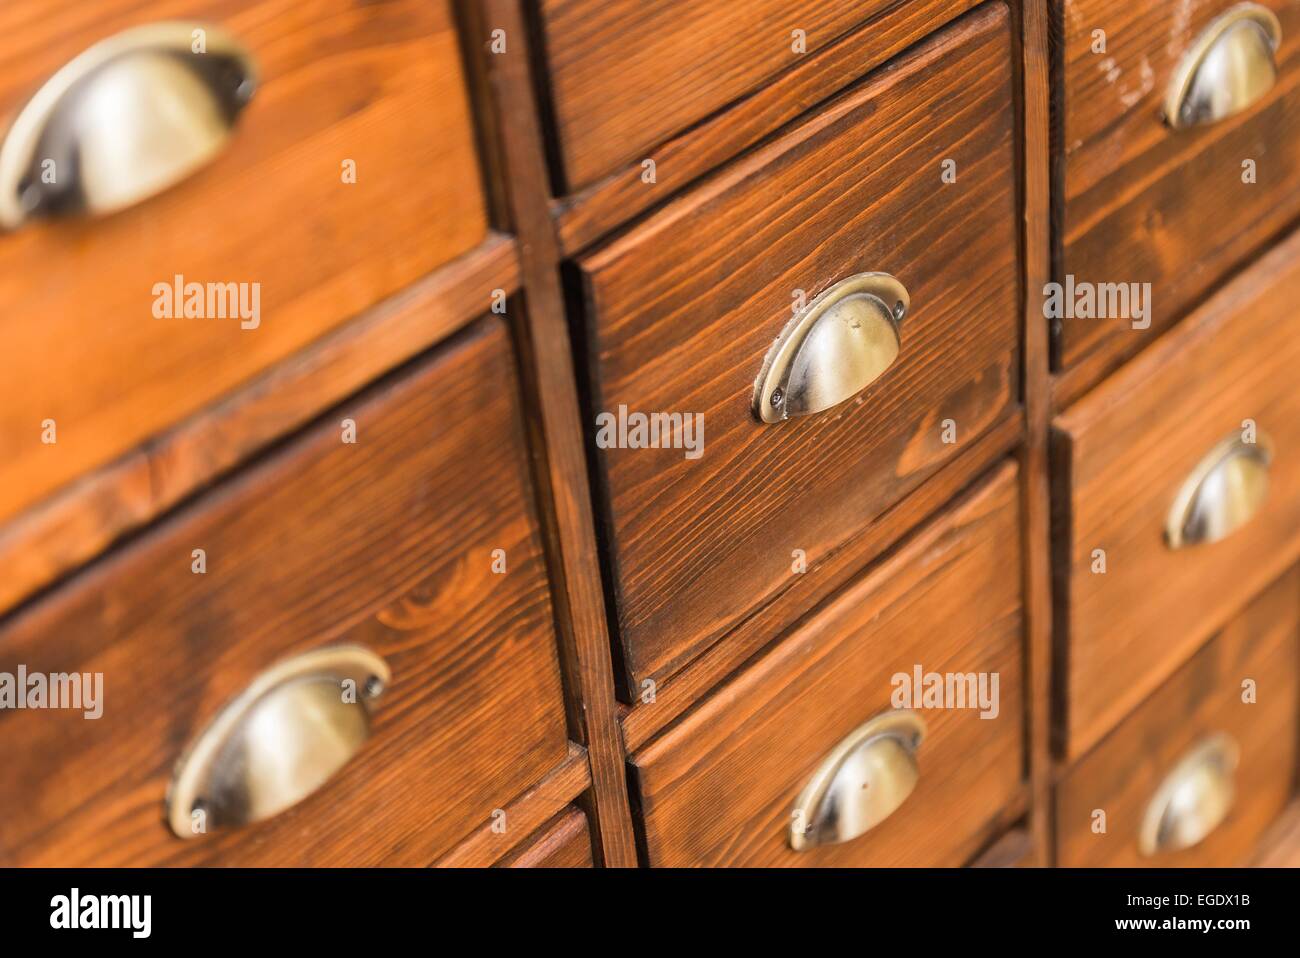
[1164,3,1281,129]
[0,22,257,231]
[1165,433,1272,549]
[790,710,926,851]
[165,646,389,838]
[753,272,909,423]
[1139,734,1239,857]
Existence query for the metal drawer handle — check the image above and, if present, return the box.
[0,22,257,231]
[789,710,926,851]
[1165,433,1272,549]
[1139,733,1239,857]
[165,646,389,838]
[753,272,909,423]
[1164,3,1281,129]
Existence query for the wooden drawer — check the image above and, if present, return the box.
[1054,229,1300,759]
[497,807,595,868]
[1054,0,1300,373]
[0,0,487,527]
[0,319,570,866]
[577,6,1020,691]
[536,0,981,191]
[631,462,1023,867]
[1056,568,1299,867]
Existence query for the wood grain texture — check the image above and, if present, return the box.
[580,6,1020,691]
[437,745,591,867]
[480,0,638,867]
[496,806,594,868]
[551,0,983,253]
[0,0,487,528]
[1020,0,1058,867]
[619,414,1023,754]
[535,0,954,192]
[1054,228,1300,760]
[1054,0,1300,374]
[0,319,571,866]
[1056,567,1299,867]
[632,462,1024,867]
[0,234,518,618]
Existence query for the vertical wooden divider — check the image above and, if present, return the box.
[1018,0,1057,865]
[469,0,639,866]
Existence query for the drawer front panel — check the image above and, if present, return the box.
[497,807,595,868]
[0,319,569,866]
[1056,568,1299,867]
[1055,0,1300,371]
[632,463,1023,867]
[0,0,487,526]
[579,6,1020,689]
[537,0,980,191]
[1055,229,1300,758]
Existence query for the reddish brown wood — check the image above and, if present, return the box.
[1019,0,1058,867]
[551,0,982,253]
[1251,799,1300,866]
[478,0,638,867]
[0,234,518,617]
[1056,567,1299,867]
[496,805,595,868]
[632,462,1024,867]
[0,320,572,866]
[1054,229,1300,760]
[438,746,592,867]
[579,6,1021,692]
[619,413,1022,754]
[0,0,489,528]
[1053,0,1300,376]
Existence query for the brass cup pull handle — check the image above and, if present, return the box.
[1165,433,1272,549]
[1139,733,1240,857]
[753,272,909,423]
[1164,3,1281,129]
[0,22,257,231]
[790,710,926,851]
[165,645,389,838]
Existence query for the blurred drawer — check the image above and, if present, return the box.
[1054,228,1300,758]
[0,0,487,526]
[0,318,569,866]
[1056,568,1299,867]
[1055,0,1300,372]
[497,808,594,868]
[578,5,1020,690]
[631,462,1023,867]
[536,0,980,191]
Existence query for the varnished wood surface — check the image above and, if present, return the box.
[632,462,1024,867]
[618,414,1022,755]
[496,806,594,868]
[0,0,488,529]
[536,0,974,192]
[0,320,571,866]
[551,0,983,254]
[1020,0,1059,867]
[437,745,590,867]
[579,6,1020,691]
[1054,228,1300,760]
[1251,799,1300,866]
[1056,567,1299,867]
[480,0,638,867]
[1054,0,1300,375]
[0,233,518,618]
